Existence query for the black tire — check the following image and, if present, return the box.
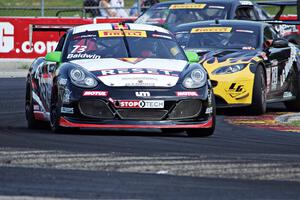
[25,80,40,129]
[186,93,216,137]
[250,65,266,115]
[50,86,64,133]
[284,65,300,110]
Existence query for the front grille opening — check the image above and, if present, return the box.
[117,109,168,120]
[168,100,202,120]
[79,100,114,119]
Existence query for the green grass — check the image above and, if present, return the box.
[0,0,297,17]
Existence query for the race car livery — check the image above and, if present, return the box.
[135,0,271,32]
[25,23,215,137]
[174,20,300,114]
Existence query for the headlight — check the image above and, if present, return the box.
[183,68,207,89]
[70,68,98,88]
[212,64,246,75]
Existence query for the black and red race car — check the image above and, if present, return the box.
[25,23,216,137]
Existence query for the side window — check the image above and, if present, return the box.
[264,26,278,41]
[235,6,257,20]
[254,5,271,20]
[55,33,66,51]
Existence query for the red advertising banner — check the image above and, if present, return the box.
[0,17,135,59]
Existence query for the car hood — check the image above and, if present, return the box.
[71,58,188,87]
[186,48,262,74]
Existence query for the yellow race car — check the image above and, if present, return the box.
[175,20,300,114]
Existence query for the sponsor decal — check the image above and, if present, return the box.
[67,53,101,59]
[271,66,278,91]
[176,91,198,96]
[125,82,155,87]
[240,1,253,5]
[242,47,255,50]
[83,91,108,96]
[275,24,298,36]
[33,105,40,111]
[61,107,74,114]
[98,30,147,38]
[135,91,151,97]
[98,68,180,77]
[115,100,164,108]
[62,89,71,104]
[266,68,271,93]
[226,83,248,99]
[58,78,67,86]
[205,107,213,114]
[283,91,293,98]
[169,4,206,9]
[191,27,232,33]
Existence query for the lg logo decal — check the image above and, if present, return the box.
[0,22,14,53]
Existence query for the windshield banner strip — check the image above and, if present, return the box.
[169,4,206,9]
[191,27,232,33]
[98,30,147,37]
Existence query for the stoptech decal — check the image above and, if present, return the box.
[191,27,232,33]
[114,100,164,108]
[169,4,206,9]
[176,91,198,96]
[83,91,108,96]
[98,30,147,37]
[98,68,179,77]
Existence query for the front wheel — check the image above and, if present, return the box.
[25,81,41,129]
[249,65,266,115]
[284,65,300,110]
[50,87,64,133]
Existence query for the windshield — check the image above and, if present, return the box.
[64,30,186,61]
[136,3,228,26]
[176,26,260,50]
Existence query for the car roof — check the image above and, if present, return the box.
[174,20,266,32]
[154,0,252,7]
[72,23,170,34]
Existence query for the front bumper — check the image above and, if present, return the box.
[59,116,213,129]
[58,84,214,129]
[209,68,255,108]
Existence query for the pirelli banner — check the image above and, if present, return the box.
[0,17,135,59]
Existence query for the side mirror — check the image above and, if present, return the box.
[272,38,289,48]
[185,51,199,63]
[45,51,62,63]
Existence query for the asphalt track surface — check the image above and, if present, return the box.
[0,78,300,199]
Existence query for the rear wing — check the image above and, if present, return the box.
[256,0,299,20]
[29,24,76,50]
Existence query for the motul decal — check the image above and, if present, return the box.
[83,91,108,96]
[176,91,199,96]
